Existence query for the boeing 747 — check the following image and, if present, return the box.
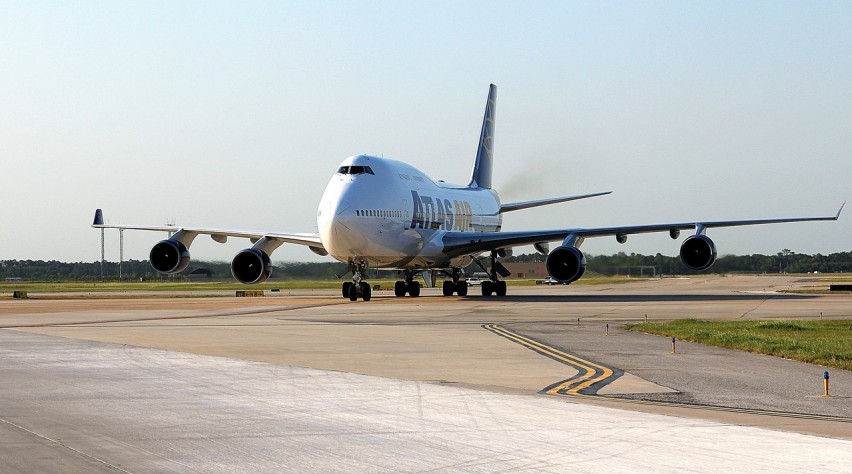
[93,85,843,301]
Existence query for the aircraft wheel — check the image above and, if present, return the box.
[394,281,406,297]
[361,282,372,301]
[495,280,507,296]
[342,282,352,298]
[442,280,454,296]
[455,281,468,296]
[481,280,493,297]
[408,281,421,297]
[348,283,358,301]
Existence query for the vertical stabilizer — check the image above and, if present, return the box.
[468,84,497,189]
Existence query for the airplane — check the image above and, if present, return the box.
[93,84,843,301]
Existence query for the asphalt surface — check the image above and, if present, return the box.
[508,322,851,416]
[1,275,851,471]
[2,329,851,473]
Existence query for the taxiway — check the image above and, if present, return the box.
[1,275,850,472]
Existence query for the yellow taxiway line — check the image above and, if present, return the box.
[483,323,852,423]
[483,323,616,396]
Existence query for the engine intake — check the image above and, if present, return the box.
[149,239,190,274]
[231,248,273,284]
[680,235,717,271]
[545,246,587,284]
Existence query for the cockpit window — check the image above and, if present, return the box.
[336,165,374,175]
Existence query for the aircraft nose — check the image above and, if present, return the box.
[319,198,353,248]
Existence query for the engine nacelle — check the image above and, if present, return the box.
[231,248,273,284]
[679,235,717,271]
[545,246,587,284]
[149,239,190,274]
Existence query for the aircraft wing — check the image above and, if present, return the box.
[442,204,844,257]
[499,191,612,213]
[92,209,326,254]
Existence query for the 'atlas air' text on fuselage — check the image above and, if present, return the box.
[409,190,473,231]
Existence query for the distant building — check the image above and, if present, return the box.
[187,268,214,281]
[4,277,24,282]
[502,263,548,279]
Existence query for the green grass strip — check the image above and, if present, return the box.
[0,276,639,293]
[625,319,852,371]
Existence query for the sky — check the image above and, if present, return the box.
[1,1,850,264]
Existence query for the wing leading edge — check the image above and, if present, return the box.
[92,209,326,255]
[442,203,845,257]
[499,191,612,213]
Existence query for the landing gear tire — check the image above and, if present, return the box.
[442,281,454,296]
[456,281,468,297]
[495,280,507,296]
[360,282,372,301]
[394,281,406,297]
[481,280,493,297]
[348,283,358,301]
[408,281,421,297]
[342,281,353,298]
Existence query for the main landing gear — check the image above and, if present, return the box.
[391,269,467,297]
[441,268,468,297]
[394,270,421,297]
[342,261,371,301]
[480,279,507,297]
[478,251,509,297]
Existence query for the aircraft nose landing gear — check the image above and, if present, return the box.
[342,261,372,301]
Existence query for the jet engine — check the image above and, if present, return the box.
[679,235,717,271]
[231,248,273,284]
[545,246,587,284]
[149,239,190,274]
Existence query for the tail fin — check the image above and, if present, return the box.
[468,84,497,189]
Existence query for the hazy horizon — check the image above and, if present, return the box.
[2,2,850,265]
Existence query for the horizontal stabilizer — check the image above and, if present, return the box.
[500,191,612,213]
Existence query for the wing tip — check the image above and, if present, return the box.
[836,201,846,220]
[93,209,104,226]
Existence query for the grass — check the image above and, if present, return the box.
[778,289,852,295]
[0,280,378,293]
[625,319,852,371]
[0,275,641,295]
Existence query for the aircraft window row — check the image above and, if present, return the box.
[337,165,375,175]
[356,209,402,218]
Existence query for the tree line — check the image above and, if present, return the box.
[2,249,851,281]
[505,249,852,275]
[0,260,347,282]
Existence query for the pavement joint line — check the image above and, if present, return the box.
[0,417,133,473]
[0,301,349,329]
[483,323,852,424]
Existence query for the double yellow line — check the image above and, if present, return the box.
[484,324,852,424]
[483,323,617,396]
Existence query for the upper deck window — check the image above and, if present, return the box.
[336,165,375,175]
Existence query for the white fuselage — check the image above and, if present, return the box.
[317,155,502,269]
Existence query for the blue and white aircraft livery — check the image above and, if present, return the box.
[93,85,843,301]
